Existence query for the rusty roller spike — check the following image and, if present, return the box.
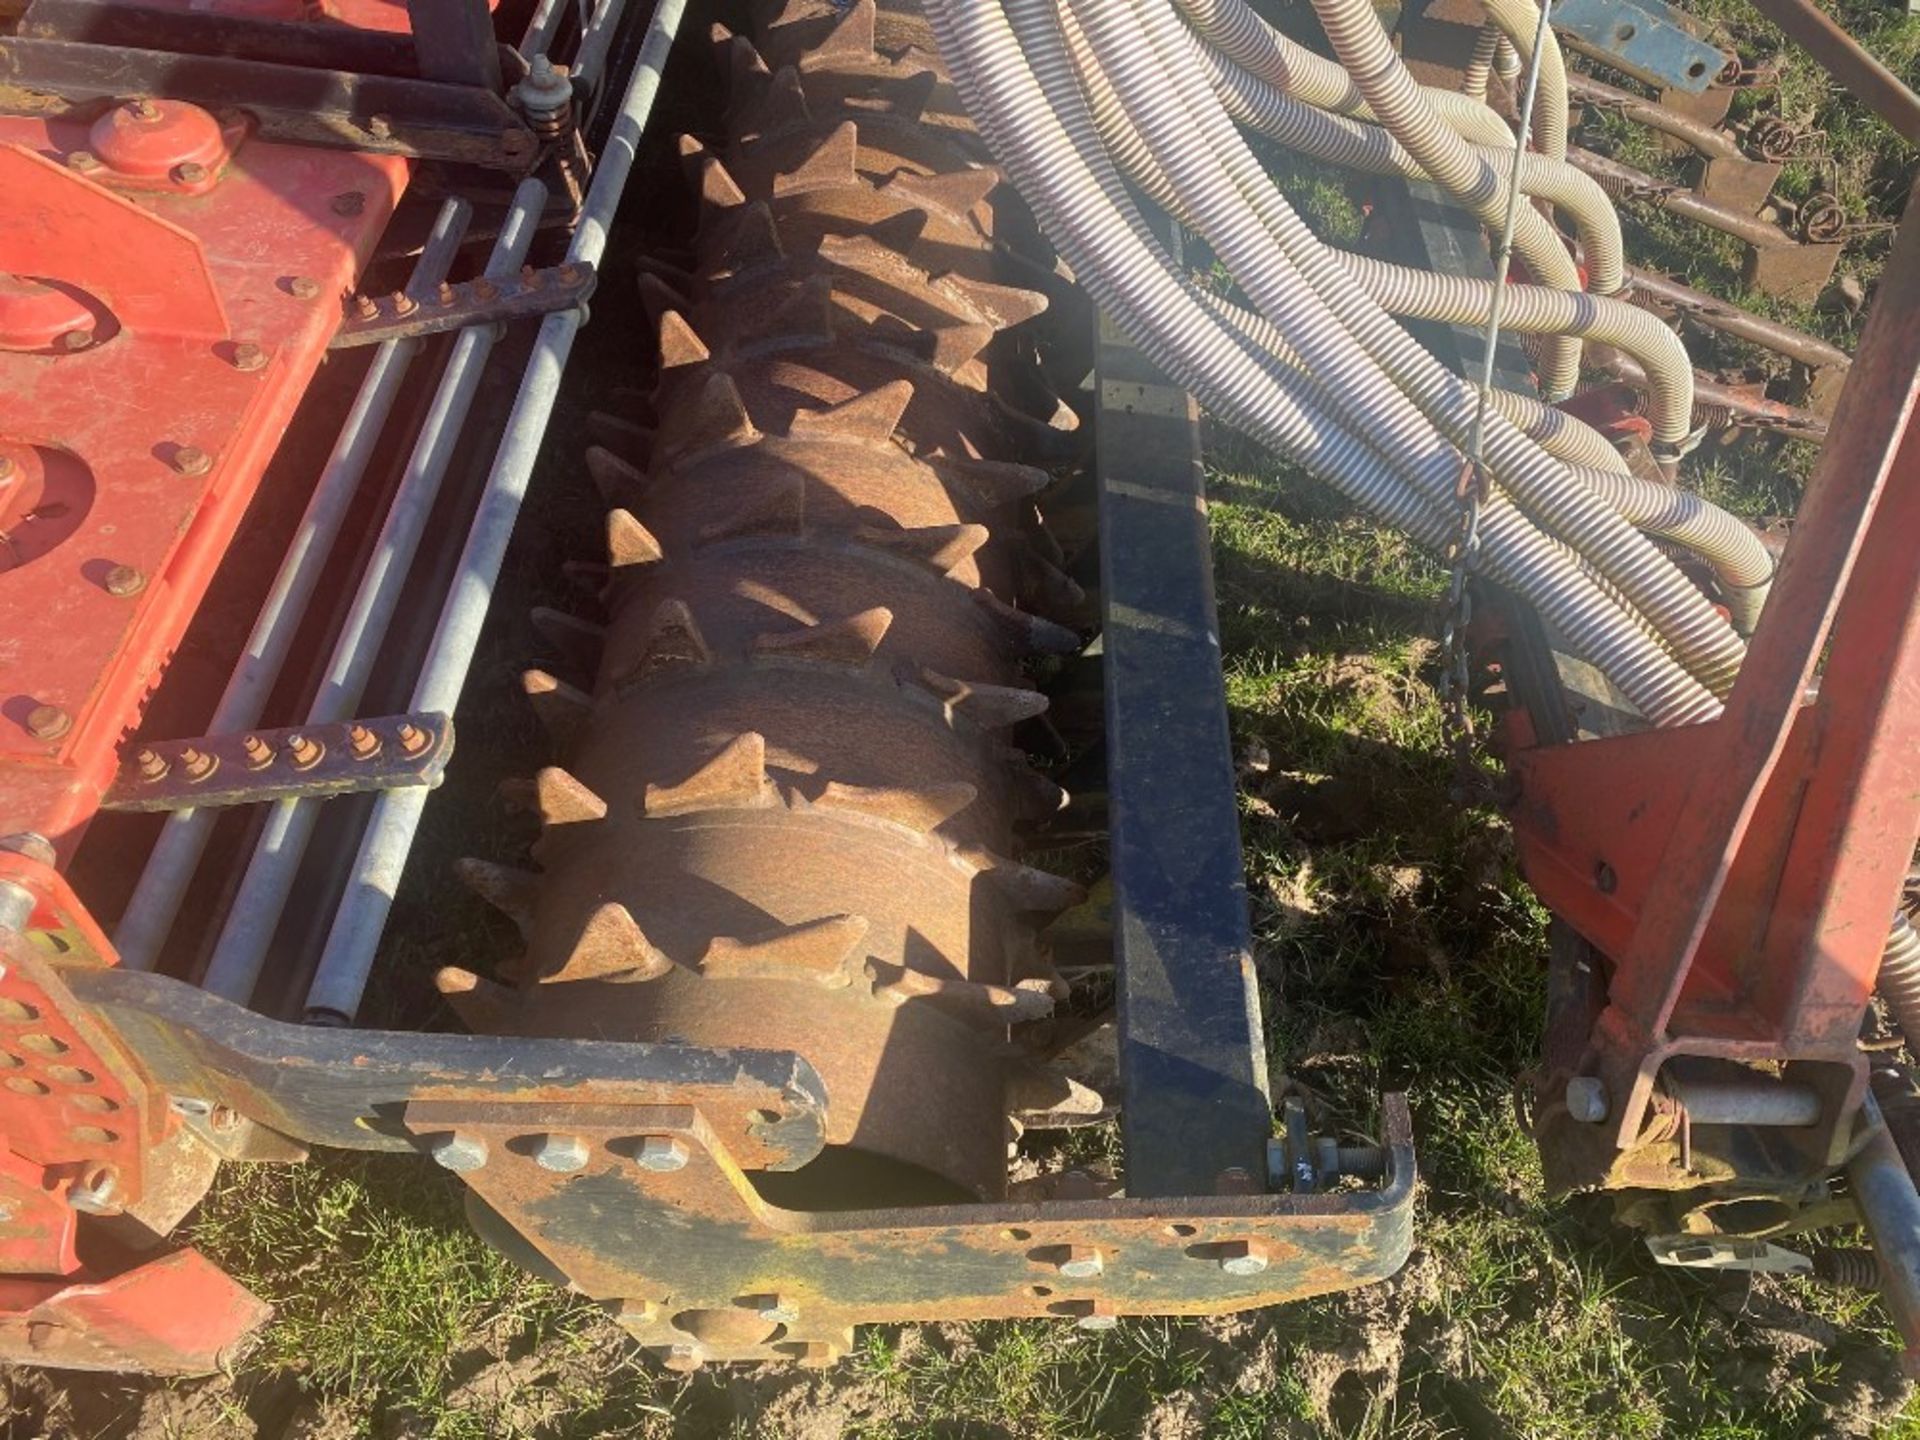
[521,669,593,747]
[458,0,1089,1267]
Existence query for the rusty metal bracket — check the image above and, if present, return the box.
[0,37,538,171]
[399,1093,1416,1368]
[54,965,830,1165]
[0,1249,270,1376]
[52,962,1414,1369]
[100,713,453,813]
[329,263,597,349]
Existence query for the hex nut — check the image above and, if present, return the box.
[429,1132,489,1173]
[1216,1240,1270,1276]
[658,1343,705,1373]
[103,565,146,598]
[532,1133,591,1173]
[24,706,71,742]
[1055,1245,1103,1279]
[633,1135,690,1172]
[68,1165,122,1215]
[1565,1076,1610,1124]
[742,1293,800,1324]
[172,446,213,477]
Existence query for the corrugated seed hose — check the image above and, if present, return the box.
[924,0,1775,704]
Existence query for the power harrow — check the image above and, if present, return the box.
[0,0,1916,1383]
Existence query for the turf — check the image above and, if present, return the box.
[14,0,1920,1434]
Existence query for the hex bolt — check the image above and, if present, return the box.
[180,747,217,782]
[741,1293,800,1324]
[389,290,417,317]
[633,1135,690,1172]
[0,880,32,935]
[428,1132,488,1173]
[1566,1076,1611,1124]
[67,151,99,172]
[172,161,207,186]
[242,734,275,769]
[532,1133,591,1173]
[1216,1240,1270,1276]
[559,263,583,286]
[347,725,381,760]
[397,723,430,757]
[56,330,92,353]
[659,1343,705,1373]
[289,276,320,300]
[171,446,213,477]
[136,749,169,782]
[127,98,161,121]
[436,281,457,307]
[0,833,55,866]
[209,1105,241,1133]
[331,190,366,216]
[473,278,500,302]
[1054,1299,1117,1330]
[24,706,70,742]
[520,265,545,291]
[230,342,266,372]
[103,565,146,598]
[368,114,393,140]
[1054,1245,1104,1279]
[287,734,324,770]
[68,1164,122,1215]
[353,294,380,321]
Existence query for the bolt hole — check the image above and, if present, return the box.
[1164,1223,1198,1238]
[1614,22,1637,40]
[1027,1284,1053,1298]
[70,1125,116,1146]
[5,1078,48,1096]
[69,1093,115,1114]
[1687,60,1707,77]
[19,1034,67,1057]
[1002,1227,1032,1242]
[0,1000,40,1023]
[46,1065,93,1086]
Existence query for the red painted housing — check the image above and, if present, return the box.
[0,2,415,1373]
[0,109,404,937]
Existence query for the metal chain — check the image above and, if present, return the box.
[1438,458,1486,798]
[1438,0,1559,802]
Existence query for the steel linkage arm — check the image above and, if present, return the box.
[1511,180,1920,1368]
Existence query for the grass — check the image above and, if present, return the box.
[33,2,1920,1436]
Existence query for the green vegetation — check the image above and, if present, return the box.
[19,0,1919,1434]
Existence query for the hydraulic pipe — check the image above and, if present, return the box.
[304,0,690,1023]
[113,203,472,972]
[198,182,545,1005]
